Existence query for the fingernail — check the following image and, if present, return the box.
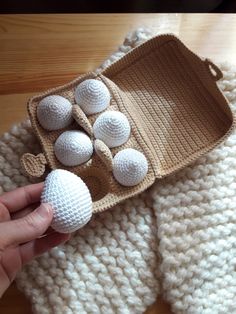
[37,203,52,218]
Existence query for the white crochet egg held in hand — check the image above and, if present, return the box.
[93,111,131,148]
[54,130,93,166]
[37,95,73,131]
[113,148,148,186]
[41,169,92,233]
[75,79,110,115]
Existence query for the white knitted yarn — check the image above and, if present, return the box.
[1,29,236,314]
[75,79,110,115]
[93,111,131,148]
[17,198,160,314]
[37,95,73,131]
[41,169,92,233]
[54,130,93,166]
[112,148,148,186]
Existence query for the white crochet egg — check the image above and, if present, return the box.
[54,130,93,166]
[41,169,92,233]
[75,79,110,115]
[93,111,131,148]
[112,148,148,186]
[37,95,73,131]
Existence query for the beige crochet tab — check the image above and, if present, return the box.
[21,34,235,213]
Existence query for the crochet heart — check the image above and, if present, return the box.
[20,153,47,178]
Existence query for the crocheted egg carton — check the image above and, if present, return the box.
[21,34,235,214]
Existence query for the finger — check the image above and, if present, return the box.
[19,232,70,265]
[11,204,55,237]
[0,182,44,213]
[38,226,56,237]
[0,246,21,284]
[10,203,39,220]
[0,202,10,222]
[0,203,53,248]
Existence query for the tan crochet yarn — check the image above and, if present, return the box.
[1,29,236,314]
[21,33,235,215]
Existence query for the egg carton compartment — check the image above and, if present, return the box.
[22,73,153,213]
[21,34,235,214]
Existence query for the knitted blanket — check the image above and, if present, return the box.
[0,29,236,314]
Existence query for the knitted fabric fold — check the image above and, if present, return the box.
[1,29,236,314]
[151,62,236,313]
[16,197,160,314]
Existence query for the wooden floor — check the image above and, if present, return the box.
[0,13,235,314]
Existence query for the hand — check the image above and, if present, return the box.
[0,182,70,298]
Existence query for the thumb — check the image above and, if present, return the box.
[0,203,53,248]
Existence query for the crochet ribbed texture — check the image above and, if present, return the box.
[0,28,235,313]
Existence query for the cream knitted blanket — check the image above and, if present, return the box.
[0,29,236,314]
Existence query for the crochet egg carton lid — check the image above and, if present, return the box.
[21,34,235,214]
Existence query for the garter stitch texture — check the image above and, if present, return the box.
[0,28,236,314]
